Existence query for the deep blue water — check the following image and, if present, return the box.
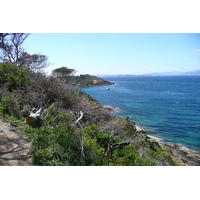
[83,76,200,150]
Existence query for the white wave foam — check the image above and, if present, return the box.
[147,135,164,142]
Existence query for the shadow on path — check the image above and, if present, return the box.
[0,119,32,166]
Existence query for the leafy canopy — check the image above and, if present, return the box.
[52,67,76,77]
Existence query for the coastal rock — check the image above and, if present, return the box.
[163,143,200,166]
[147,135,200,166]
[103,105,119,113]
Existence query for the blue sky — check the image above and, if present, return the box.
[24,33,200,75]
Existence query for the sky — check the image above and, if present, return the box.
[24,33,200,76]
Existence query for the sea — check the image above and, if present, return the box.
[83,76,200,151]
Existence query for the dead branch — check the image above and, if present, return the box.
[106,142,130,155]
[71,110,85,163]
[72,111,84,127]
[110,142,130,150]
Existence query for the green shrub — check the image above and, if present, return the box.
[0,63,31,92]
[0,93,24,118]
[110,145,142,166]
[83,124,146,166]
[0,96,13,116]
[24,125,83,166]
[2,115,24,126]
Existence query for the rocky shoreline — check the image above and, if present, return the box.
[147,135,200,166]
[104,109,200,166]
[107,110,200,166]
[76,81,114,87]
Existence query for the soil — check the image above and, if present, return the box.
[0,118,32,166]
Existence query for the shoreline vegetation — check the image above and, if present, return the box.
[135,124,200,165]
[146,134,200,166]
[110,100,200,166]
[0,65,199,166]
[98,105,200,166]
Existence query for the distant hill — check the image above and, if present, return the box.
[97,69,200,77]
[146,70,200,76]
[182,70,200,76]
[68,74,114,86]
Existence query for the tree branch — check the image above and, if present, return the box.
[106,142,130,155]
[72,111,84,127]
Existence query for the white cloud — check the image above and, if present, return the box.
[193,49,200,52]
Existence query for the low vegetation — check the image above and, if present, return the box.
[0,63,182,166]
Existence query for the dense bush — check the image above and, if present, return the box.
[0,64,179,166]
[0,63,31,92]
[24,125,83,166]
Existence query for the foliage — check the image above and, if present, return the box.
[0,33,49,71]
[53,67,76,75]
[18,52,49,71]
[1,114,24,126]
[82,124,151,166]
[124,116,137,134]
[0,63,31,91]
[0,95,15,116]
[0,92,24,118]
[87,94,99,103]
[52,67,76,82]
[24,125,82,166]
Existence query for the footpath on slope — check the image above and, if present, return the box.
[0,118,32,166]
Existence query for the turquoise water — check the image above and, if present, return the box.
[83,76,200,150]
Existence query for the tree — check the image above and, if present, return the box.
[18,52,49,71]
[0,33,49,71]
[52,67,76,82]
[0,33,29,66]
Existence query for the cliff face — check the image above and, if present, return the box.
[68,74,114,87]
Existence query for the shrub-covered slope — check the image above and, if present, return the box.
[0,63,182,166]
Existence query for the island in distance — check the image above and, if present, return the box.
[68,74,114,87]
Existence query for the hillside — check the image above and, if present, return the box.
[0,63,186,166]
[68,74,114,87]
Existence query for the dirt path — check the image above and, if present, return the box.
[0,118,32,166]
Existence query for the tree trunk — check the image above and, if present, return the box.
[26,107,43,125]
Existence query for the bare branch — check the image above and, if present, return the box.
[106,142,130,155]
[72,111,84,127]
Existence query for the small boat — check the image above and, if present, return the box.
[106,87,111,90]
